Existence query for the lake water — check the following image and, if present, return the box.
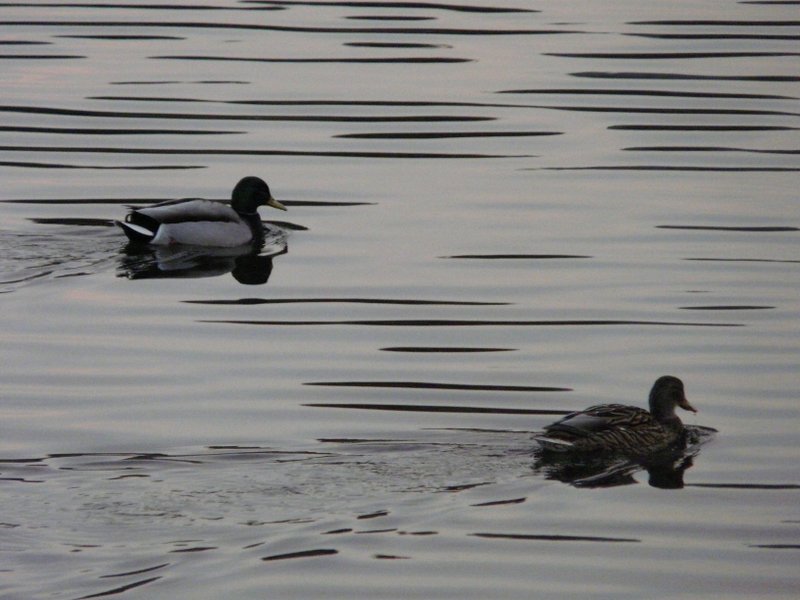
[1,1,799,598]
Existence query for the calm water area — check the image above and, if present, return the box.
[1,1,799,598]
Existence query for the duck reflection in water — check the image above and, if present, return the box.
[533,426,715,489]
[118,236,287,285]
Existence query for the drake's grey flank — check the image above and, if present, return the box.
[536,376,696,454]
[117,176,286,247]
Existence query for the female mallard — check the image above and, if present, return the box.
[536,376,697,454]
[117,176,286,247]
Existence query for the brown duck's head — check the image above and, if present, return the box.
[649,375,697,421]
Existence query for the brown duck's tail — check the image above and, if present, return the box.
[535,436,575,452]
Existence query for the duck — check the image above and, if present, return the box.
[536,376,697,454]
[116,176,287,247]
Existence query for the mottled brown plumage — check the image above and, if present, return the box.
[537,376,696,454]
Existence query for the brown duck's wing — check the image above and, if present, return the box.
[545,404,653,436]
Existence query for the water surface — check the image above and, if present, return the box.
[1,1,799,598]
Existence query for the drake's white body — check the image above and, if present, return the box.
[119,199,259,247]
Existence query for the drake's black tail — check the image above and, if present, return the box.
[116,210,159,243]
[115,220,154,243]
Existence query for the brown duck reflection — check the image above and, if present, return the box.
[118,240,287,285]
[533,426,715,489]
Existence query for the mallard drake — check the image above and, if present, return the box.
[536,376,697,454]
[116,176,286,247]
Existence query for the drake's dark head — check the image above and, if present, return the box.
[231,176,287,215]
[648,375,696,421]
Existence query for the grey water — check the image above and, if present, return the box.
[1,1,799,598]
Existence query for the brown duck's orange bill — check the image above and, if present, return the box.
[680,397,697,413]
